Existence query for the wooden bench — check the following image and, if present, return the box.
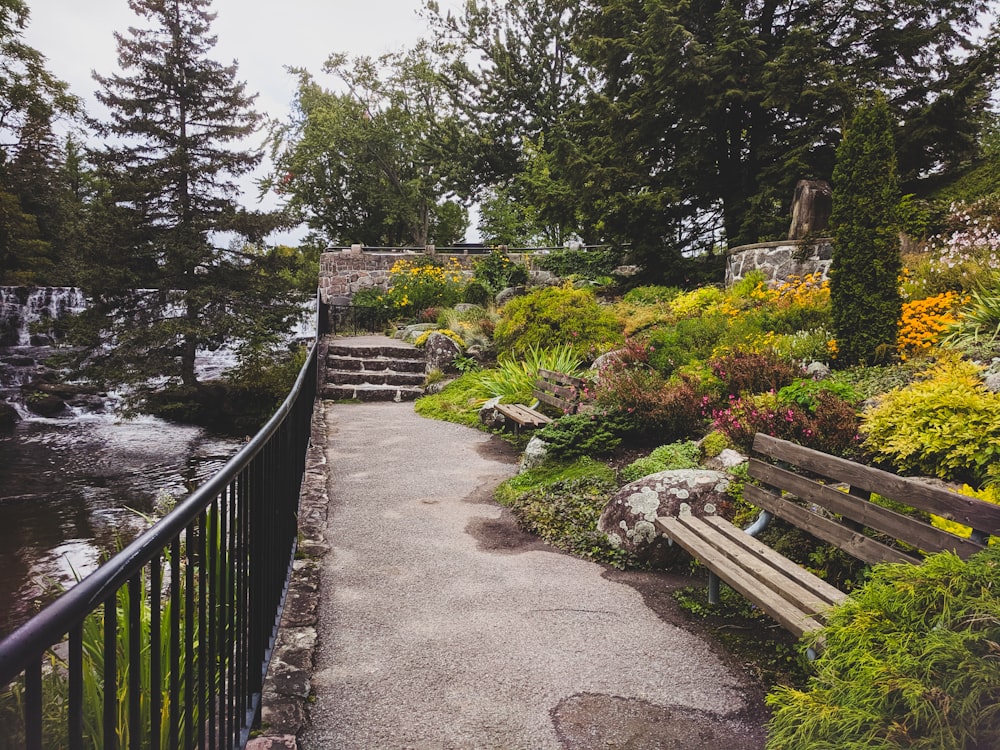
[655,433,1000,640]
[494,369,587,434]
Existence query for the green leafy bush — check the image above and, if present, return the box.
[777,378,862,413]
[536,412,624,460]
[622,285,682,305]
[533,247,623,280]
[494,283,623,357]
[386,256,466,317]
[473,249,528,295]
[709,349,805,397]
[462,280,491,306]
[594,340,705,441]
[494,458,628,566]
[943,284,1000,358]
[475,344,583,405]
[621,440,702,483]
[862,356,1000,486]
[647,314,730,376]
[767,546,1000,750]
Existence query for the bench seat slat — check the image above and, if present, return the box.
[744,484,919,566]
[494,403,551,428]
[656,515,825,638]
[749,459,985,558]
[700,515,847,608]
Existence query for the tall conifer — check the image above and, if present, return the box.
[830,94,902,366]
[87,0,295,391]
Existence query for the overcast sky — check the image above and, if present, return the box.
[21,0,471,242]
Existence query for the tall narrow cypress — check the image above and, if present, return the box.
[830,94,902,366]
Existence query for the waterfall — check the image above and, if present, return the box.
[0,286,88,347]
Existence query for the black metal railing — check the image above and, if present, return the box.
[325,301,393,336]
[0,343,318,750]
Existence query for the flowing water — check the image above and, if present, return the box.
[0,287,249,639]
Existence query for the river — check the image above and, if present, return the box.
[0,287,271,639]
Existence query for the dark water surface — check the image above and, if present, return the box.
[0,414,241,638]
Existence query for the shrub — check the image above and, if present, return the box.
[942,284,1000,357]
[414,327,465,349]
[473,248,528,295]
[594,340,705,440]
[386,256,466,318]
[861,356,1000,487]
[667,285,725,318]
[766,546,1000,750]
[897,291,965,360]
[777,378,862,413]
[830,94,903,366]
[536,412,624,460]
[646,314,730,376]
[476,344,583,405]
[621,440,702,483]
[533,246,623,280]
[462,280,491,306]
[622,285,682,305]
[709,349,805,398]
[494,283,623,357]
[494,458,628,566]
[710,389,860,457]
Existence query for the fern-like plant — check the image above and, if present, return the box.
[476,344,583,404]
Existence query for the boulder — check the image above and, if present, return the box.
[702,448,746,472]
[0,401,20,428]
[24,391,68,417]
[422,331,462,373]
[395,323,436,343]
[479,396,506,430]
[598,469,730,566]
[985,371,1000,394]
[495,286,526,306]
[805,361,831,380]
[519,436,549,472]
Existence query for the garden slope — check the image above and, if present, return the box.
[301,401,765,749]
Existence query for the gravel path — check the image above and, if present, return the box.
[301,401,766,749]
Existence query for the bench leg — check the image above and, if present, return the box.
[708,571,720,606]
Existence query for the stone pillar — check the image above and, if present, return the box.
[350,244,363,255]
[788,180,832,240]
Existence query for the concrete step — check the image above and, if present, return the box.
[327,355,427,373]
[327,344,420,359]
[326,369,426,387]
[321,383,424,402]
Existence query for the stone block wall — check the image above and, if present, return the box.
[318,247,477,303]
[725,239,833,287]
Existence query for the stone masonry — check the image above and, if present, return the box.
[725,239,833,287]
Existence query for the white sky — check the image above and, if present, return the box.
[22,0,474,243]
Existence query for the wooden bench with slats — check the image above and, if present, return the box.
[494,369,587,434]
[655,433,1000,640]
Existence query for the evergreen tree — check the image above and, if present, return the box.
[86,0,302,392]
[830,94,902,367]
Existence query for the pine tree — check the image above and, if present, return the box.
[829,94,902,367]
[87,0,299,391]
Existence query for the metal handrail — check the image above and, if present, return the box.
[0,338,318,749]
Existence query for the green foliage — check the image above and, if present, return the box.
[700,430,731,459]
[830,94,903,366]
[266,43,474,246]
[476,344,583,404]
[861,356,1000,487]
[536,412,623,460]
[943,284,1000,357]
[777,378,862,413]
[621,440,701,483]
[767,546,1000,750]
[709,349,805,397]
[622,285,682,305]
[593,339,706,441]
[386,256,466,318]
[494,457,628,566]
[494,283,623,357]
[413,371,488,428]
[533,247,623,280]
[462,280,491,306]
[473,248,528,295]
[647,315,730,376]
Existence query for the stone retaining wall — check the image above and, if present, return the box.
[725,239,833,287]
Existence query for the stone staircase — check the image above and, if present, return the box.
[322,338,427,402]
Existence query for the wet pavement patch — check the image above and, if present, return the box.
[551,692,766,749]
[465,507,554,554]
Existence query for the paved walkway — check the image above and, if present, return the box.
[301,400,766,749]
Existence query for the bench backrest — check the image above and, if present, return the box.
[747,433,1000,566]
[533,369,587,414]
